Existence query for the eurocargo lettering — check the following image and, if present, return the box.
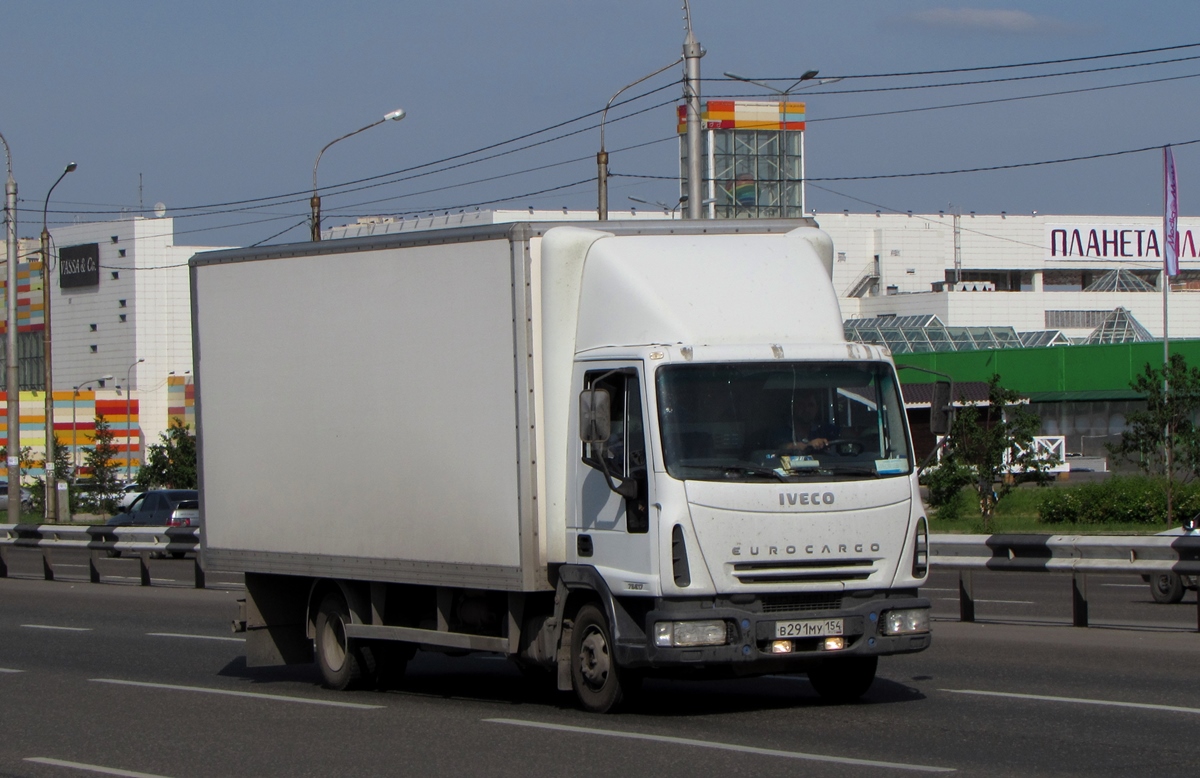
[191,220,937,712]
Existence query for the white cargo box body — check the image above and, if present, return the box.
[193,227,544,590]
[192,220,823,593]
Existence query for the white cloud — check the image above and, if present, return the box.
[907,7,1074,34]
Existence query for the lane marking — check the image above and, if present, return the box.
[941,689,1200,716]
[935,598,1034,605]
[25,757,173,777]
[22,624,92,632]
[90,678,384,710]
[146,632,245,643]
[1,667,23,673]
[484,718,955,773]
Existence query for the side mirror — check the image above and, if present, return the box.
[1184,512,1200,532]
[929,380,953,435]
[579,388,612,444]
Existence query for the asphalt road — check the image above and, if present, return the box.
[0,563,1198,777]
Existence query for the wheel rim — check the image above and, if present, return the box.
[321,612,348,673]
[1155,575,1172,594]
[578,626,611,691]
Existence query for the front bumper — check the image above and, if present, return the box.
[612,589,931,671]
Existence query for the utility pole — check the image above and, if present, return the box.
[1,130,20,524]
[682,1,704,220]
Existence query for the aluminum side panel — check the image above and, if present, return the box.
[195,239,526,569]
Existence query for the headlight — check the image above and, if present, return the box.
[654,620,728,647]
[883,608,930,635]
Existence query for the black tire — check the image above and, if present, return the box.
[570,603,634,713]
[170,551,186,560]
[314,591,372,690]
[807,656,878,703]
[1150,572,1185,604]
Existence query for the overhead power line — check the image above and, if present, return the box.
[612,137,1200,184]
[736,40,1200,81]
[711,53,1200,97]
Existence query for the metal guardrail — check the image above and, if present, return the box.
[930,533,1200,631]
[0,524,204,588]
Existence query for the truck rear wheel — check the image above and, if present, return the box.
[1150,572,1185,604]
[807,656,877,703]
[570,603,635,713]
[314,591,372,690]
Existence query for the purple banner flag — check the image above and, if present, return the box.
[1164,145,1179,277]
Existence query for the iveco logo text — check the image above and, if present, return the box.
[780,491,835,506]
[732,542,881,556]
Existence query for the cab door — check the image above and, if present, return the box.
[572,364,654,582]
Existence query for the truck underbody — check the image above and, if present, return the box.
[238,565,930,712]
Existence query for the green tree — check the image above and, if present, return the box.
[1107,353,1200,484]
[82,415,122,514]
[923,375,1056,530]
[137,419,197,489]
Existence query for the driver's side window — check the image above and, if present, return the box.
[582,370,649,533]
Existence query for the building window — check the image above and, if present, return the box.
[90,345,98,353]
[118,249,126,258]
[118,299,126,308]
[89,324,97,332]
[119,314,127,323]
[110,236,119,244]
[111,271,119,280]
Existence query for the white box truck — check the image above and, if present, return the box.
[192,221,937,712]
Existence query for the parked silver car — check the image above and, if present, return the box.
[0,481,34,512]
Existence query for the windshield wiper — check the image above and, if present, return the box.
[825,466,886,478]
[683,463,791,482]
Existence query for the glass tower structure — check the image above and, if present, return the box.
[678,100,806,219]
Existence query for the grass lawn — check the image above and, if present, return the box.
[928,485,1179,535]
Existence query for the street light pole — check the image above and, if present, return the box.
[41,162,77,522]
[311,108,406,241]
[1,129,20,523]
[125,358,143,482]
[72,375,112,472]
[682,1,705,220]
[597,59,681,221]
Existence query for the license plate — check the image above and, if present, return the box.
[775,618,844,638]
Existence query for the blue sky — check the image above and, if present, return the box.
[3,1,1200,246]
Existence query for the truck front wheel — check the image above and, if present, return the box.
[807,656,878,703]
[315,591,373,690]
[570,603,637,713]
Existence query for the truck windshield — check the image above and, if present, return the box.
[656,361,911,482]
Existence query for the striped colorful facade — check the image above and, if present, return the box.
[675,100,806,133]
[0,390,140,477]
[167,375,195,428]
[0,256,48,334]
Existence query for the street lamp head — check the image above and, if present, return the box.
[800,69,819,81]
[384,109,406,122]
[64,162,78,174]
[101,374,115,380]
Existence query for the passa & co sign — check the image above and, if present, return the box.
[1045,224,1197,261]
[59,243,101,288]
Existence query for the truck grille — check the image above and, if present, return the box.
[760,593,843,614]
[732,558,876,585]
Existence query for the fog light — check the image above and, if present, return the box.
[883,608,930,635]
[654,620,728,647]
[770,640,793,654]
[823,636,845,651]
